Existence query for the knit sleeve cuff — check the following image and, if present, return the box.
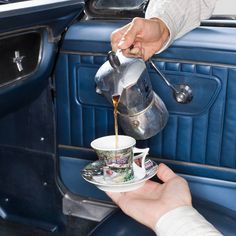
[154,206,222,236]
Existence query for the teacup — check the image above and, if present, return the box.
[90,135,149,184]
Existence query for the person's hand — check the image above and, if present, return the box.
[106,163,192,231]
[111,17,169,61]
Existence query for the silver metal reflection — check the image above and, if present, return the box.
[13,51,25,72]
[95,51,169,140]
[149,60,193,104]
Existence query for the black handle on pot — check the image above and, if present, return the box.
[108,51,120,70]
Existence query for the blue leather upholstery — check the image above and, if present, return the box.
[60,155,236,211]
[57,21,236,172]
[88,210,155,236]
[56,54,236,175]
[55,19,236,209]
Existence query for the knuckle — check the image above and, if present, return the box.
[132,17,144,25]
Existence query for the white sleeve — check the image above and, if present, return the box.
[154,206,223,236]
[145,0,217,53]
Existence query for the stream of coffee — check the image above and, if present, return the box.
[112,94,120,148]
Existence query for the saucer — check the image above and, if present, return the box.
[81,159,158,192]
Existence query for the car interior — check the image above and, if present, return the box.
[0,0,236,235]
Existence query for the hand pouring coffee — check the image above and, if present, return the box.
[95,51,169,140]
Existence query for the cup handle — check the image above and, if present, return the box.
[133,147,149,179]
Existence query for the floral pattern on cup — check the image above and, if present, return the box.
[94,147,134,183]
[91,135,149,184]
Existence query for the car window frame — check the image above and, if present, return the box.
[85,0,236,26]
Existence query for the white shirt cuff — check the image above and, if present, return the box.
[154,206,223,236]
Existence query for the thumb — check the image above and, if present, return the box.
[157,163,177,183]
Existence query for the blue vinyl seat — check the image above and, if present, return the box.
[89,210,155,236]
[89,199,236,236]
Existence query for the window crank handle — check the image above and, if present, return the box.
[149,59,193,104]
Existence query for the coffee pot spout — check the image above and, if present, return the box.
[95,51,124,103]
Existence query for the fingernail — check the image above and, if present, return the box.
[130,47,140,54]
[118,38,125,47]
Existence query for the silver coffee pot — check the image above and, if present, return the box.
[95,51,169,140]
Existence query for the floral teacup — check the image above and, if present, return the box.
[91,135,149,184]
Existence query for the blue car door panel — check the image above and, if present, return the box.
[0,1,234,234]
[54,20,236,235]
[0,0,85,232]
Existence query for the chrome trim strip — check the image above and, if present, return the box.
[60,50,236,68]
[0,0,83,16]
[61,50,107,56]
[63,193,116,222]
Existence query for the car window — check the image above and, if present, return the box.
[86,0,236,20]
[93,0,146,9]
[85,0,148,19]
[213,0,236,19]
